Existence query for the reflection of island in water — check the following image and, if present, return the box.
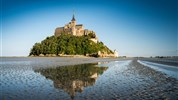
[35,64,108,99]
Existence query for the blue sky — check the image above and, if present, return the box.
[1,0,177,57]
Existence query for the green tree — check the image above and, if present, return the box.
[29,33,113,56]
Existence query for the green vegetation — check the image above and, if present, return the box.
[29,33,113,56]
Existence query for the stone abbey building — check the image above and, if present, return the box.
[55,15,96,37]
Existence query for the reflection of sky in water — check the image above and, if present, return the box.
[92,60,147,97]
[0,65,68,99]
[138,60,178,80]
[0,60,132,99]
[1,59,177,99]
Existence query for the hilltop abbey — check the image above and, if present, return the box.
[54,15,118,57]
[55,15,96,36]
[30,15,119,57]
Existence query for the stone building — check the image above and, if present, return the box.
[55,15,96,37]
[114,50,119,57]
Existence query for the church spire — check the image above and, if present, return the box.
[71,14,76,21]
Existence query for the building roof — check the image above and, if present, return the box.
[76,24,83,26]
[56,27,64,29]
[76,24,83,29]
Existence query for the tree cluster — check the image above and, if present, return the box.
[29,33,113,56]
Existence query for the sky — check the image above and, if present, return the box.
[1,0,177,57]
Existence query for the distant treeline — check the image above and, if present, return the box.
[29,33,113,56]
[152,56,178,58]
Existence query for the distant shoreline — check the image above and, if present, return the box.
[1,57,177,68]
[0,56,29,58]
[0,55,118,58]
[1,57,130,68]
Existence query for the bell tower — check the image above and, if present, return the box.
[71,14,76,35]
[71,14,76,26]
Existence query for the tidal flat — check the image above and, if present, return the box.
[0,57,178,100]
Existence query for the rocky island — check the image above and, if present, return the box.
[29,15,118,57]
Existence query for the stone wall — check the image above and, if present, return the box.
[55,27,64,36]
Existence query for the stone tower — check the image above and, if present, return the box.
[71,14,76,35]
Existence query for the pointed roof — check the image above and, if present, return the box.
[71,14,76,21]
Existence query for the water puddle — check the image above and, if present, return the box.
[138,60,178,80]
[34,64,108,99]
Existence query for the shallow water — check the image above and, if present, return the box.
[0,58,178,100]
[138,60,178,80]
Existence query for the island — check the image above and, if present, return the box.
[29,15,118,57]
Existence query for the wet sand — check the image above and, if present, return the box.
[1,57,131,68]
[1,57,178,99]
[126,60,178,99]
[139,58,178,66]
[74,60,178,99]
